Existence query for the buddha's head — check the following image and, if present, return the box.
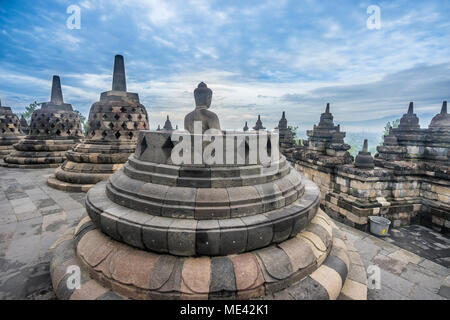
[194,82,212,109]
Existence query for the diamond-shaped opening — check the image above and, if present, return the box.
[162,137,174,149]
[66,130,71,135]
[134,122,138,129]
[102,130,107,138]
[109,122,114,129]
[120,106,126,112]
[115,131,121,139]
[132,108,136,112]
[91,130,96,136]
[138,114,142,120]
[1,128,5,133]
[114,114,120,121]
[139,136,147,157]
[103,114,108,119]
[127,114,132,120]
[56,129,61,135]
[121,122,127,130]
[128,131,133,139]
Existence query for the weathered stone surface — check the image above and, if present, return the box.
[47,55,148,192]
[4,76,83,168]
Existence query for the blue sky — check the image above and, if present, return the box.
[0,0,449,133]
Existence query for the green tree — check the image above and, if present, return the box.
[74,110,88,135]
[288,125,299,145]
[18,101,40,122]
[380,119,400,145]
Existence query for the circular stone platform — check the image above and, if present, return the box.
[47,55,149,192]
[51,209,366,300]
[0,102,24,157]
[50,83,367,300]
[3,76,83,168]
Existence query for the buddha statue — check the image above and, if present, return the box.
[184,82,221,134]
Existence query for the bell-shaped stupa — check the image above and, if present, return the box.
[0,99,24,157]
[354,139,374,169]
[47,55,149,192]
[19,115,30,135]
[50,83,366,300]
[3,76,83,168]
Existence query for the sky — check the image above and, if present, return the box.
[0,0,449,134]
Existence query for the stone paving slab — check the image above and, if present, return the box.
[384,225,450,268]
[337,222,449,300]
[0,167,86,299]
[0,167,448,300]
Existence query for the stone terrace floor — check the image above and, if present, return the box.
[0,167,448,300]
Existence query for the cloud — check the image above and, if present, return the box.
[1,0,449,133]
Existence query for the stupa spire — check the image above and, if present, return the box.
[407,102,414,114]
[253,115,266,130]
[362,139,368,152]
[325,103,330,114]
[163,115,173,131]
[441,101,447,114]
[112,55,127,92]
[50,75,64,104]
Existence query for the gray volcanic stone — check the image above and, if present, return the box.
[241,214,273,251]
[148,255,178,290]
[264,209,293,243]
[324,255,348,284]
[196,220,220,255]
[286,276,329,300]
[163,187,196,218]
[219,218,248,255]
[256,246,293,280]
[209,257,236,298]
[142,216,173,253]
[167,219,197,256]
[112,55,127,92]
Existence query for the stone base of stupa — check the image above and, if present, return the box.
[47,143,135,192]
[0,136,23,157]
[50,209,367,300]
[2,139,79,168]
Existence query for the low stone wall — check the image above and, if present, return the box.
[294,161,450,236]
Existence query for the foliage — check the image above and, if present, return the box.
[380,119,400,145]
[288,125,299,145]
[17,101,40,122]
[74,110,89,135]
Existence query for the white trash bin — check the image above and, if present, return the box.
[369,216,391,236]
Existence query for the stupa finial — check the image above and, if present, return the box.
[50,75,64,104]
[408,102,414,114]
[325,103,330,113]
[112,55,127,92]
[441,101,447,114]
[363,139,368,152]
[163,115,173,131]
